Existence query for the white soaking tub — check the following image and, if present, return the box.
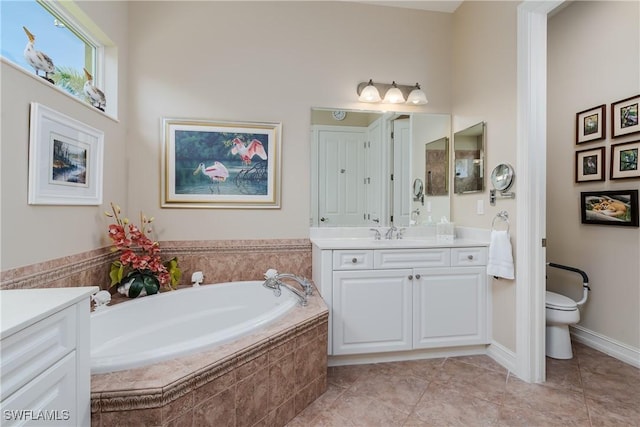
[90,281,297,374]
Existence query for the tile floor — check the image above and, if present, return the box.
[287,343,640,426]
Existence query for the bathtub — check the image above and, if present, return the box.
[90,281,298,374]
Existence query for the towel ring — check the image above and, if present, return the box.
[492,210,510,232]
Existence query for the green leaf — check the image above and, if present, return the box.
[109,262,124,287]
[128,278,143,298]
[164,257,182,288]
[142,274,159,295]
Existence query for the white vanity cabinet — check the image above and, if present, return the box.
[0,287,97,427]
[313,242,489,357]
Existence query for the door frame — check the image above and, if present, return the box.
[516,0,564,383]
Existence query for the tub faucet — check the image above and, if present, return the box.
[263,269,313,306]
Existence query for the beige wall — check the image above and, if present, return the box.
[452,1,519,351]
[0,1,129,270]
[126,1,452,241]
[547,1,640,348]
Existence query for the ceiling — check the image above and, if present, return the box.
[352,1,464,13]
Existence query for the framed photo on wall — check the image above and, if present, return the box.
[581,190,639,227]
[575,147,605,183]
[162,118,281,208]
[28,103,104,205]
[576,104,606,144]
[610,140,639,180]
[611,95,640,138]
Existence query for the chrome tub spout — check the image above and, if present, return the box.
[263,269,313,306]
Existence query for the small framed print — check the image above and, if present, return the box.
[610,140,639,180]
[611,95,640,138]
[576,104,606,144]
[575,147,605,183]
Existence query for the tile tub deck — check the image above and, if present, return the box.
[90,288,328,427]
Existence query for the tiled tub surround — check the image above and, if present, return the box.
[0,239,321,426]
[91,291,328,427]
[0,239,312,291]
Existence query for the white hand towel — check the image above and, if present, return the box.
[487,230,514,279]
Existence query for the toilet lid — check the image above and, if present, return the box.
[546,291,577,311]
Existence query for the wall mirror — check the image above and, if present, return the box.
[425,136,449,196]
[310,108,450,227]
[453,122,485,194]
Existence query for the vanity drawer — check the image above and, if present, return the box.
[374,249,450,269]
[333,250,374,270]
[0,306,76,400]
[451,247,487,267]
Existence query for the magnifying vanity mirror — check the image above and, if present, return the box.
[310,108,451,227]
[453,122,485,194]
[413,178,424,203]
[489,163,515,205]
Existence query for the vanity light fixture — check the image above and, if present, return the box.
[383,81,405,104]
[406,83,428,105]
[357,79,382,102]
[356,80,428,105]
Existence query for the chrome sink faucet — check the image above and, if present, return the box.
[263,269,313,306]
[385,225,397,240]
[370,228,381,240]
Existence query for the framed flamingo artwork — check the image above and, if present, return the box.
[162,118,281,208]
[28,103,104,205]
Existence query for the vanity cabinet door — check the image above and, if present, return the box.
[332,269,412,355]
[413,266,487,348]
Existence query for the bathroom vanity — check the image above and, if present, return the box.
[0,287,97,426]
[311,229,490,361]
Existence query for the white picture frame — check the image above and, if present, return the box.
[28,103,104,205]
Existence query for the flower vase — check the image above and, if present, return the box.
[117,270,160,298]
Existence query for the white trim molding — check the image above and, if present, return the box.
[571,326,640,369]
[516,0,564,384]
[487,340,517,375]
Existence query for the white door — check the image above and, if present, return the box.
[332,269,413,354]
[393,119,411,226]
[413,267,488,348]
[318,129,366,226]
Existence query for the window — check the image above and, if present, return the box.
[1,0,99,104]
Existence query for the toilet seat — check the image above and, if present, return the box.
[546,291,578,311]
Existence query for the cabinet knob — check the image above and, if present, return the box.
[351,258,358,264]
[408,275,413,280]
[415,274,421,279]
[467,255,474,260]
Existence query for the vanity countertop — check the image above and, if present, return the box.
[0,286,98,338]
[311,237,489,250]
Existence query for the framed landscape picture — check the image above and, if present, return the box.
[28,103,104,205]
[581,190,639,227]
[576,104,606,144]
[162,118,281,208]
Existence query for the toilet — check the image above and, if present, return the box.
[545,263,590,359]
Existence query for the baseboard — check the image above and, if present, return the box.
[486,340,517,373]
[571,325,640,368]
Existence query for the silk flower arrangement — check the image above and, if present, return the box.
[105,203,181,297]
